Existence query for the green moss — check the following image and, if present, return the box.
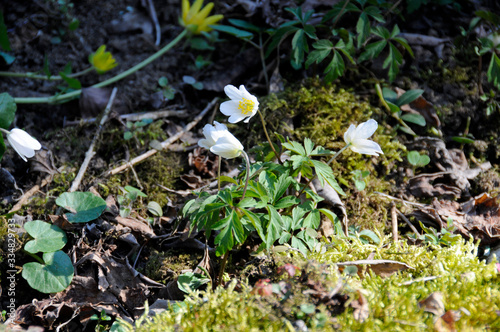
[140,249,203,284]
[134,238,499,332]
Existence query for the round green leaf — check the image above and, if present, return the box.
[24,220,67,254]
[0,92,16,129]
[22,250,74,293]
[407,151,430,167]
[147,201,163,217]
[56,191,107,223]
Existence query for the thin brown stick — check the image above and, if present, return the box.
[70,88,118,192]
[63,109,188,127]
[107,97,218,176]
[397,210,420,237]
[9,167,64,213]
[391,203,398,242]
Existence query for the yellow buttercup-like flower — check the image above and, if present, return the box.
[89,45,118,74]
[180,0,223,34]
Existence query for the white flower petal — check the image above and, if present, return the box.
[350,139,383,156]
[7,128,41,162]
[10,128,41,150]
[224,85,241,100]
[353,119,378,140]
[343,124,356,144]
[228,114,246,124]
[220,100,239,116]
[210,135,243,159]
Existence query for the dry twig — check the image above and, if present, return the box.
[107,97,218,176]
[70,88,118,192]
[63,109,188,127]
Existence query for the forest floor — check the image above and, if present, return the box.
[1,0,500,331]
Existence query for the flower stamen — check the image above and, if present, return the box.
[238,98,255,115]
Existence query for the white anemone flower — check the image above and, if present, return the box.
[343,119,383,156]
[220,85,259,123]
[198,122,244,159]
[198,121,229,150]
[6,128,42,162]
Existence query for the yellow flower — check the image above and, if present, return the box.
[89,45,118,74]
[180,0,223,34]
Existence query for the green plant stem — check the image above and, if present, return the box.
[0,67,93,80]
[0,128,10,135]
[23,250,44,264]
[241,151,250,200]
[217,251,229,287]
[217,156,221,192]
[256,109,281,164]
[258,33,270,90]
[298,144,350,196]
[13,29,188,104]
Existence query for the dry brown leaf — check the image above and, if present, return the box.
[336,259,413,277]
[115,215,155,238]
[351,290,370,322]
[418,292,445,316]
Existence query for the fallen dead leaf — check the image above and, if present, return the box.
[418,292,445,316]
[336,259,413,277]
[351,290,370,322]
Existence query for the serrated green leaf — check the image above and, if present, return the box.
[272,174,293,204]
[319,208,339,224]
[487,53,500,90]
[283,140,306,156]
[56,192,107,223]
[358,40,386,62]
[266,205,284,250]
[0,92,16,129]
[24,220,67,254]
[59,72,82,90]
[303,209,321,229]
[310,160,345,196]
[274,196,301,209]
[22,251,74,293]
[356,13,370,48]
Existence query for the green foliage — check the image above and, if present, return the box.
[0,92,16,130]
[351,170,370,191]
[177,271,211,294]
[359,25,413,82]
[487,53,500,90]
[117,185,147,218]
[56,191,107,223]
[409,219,462,246]
[135,239,500,331]
[123,118,154,142]
[24,220,67,254]
[378,85,426,135]
[22,250,74,294]
[305,37,355,83]
[183,138,343,257]
[407,150,430,168]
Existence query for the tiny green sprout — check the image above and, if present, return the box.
[158,77,176,100]
[182,75,204,90]
[351,169,370,191]
[407,150,430,168]
[118,186,147,218]
[123,119,154,142]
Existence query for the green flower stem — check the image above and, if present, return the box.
[241,151,250,200]
[256,109,281,164]
[217,156,221,192]
[0,67,93,81]
[0,128,10,135]
[298,143,350,196]
[13,29,188,104]
[217,251,229,287]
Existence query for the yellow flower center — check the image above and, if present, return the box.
[238,98,255,115]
